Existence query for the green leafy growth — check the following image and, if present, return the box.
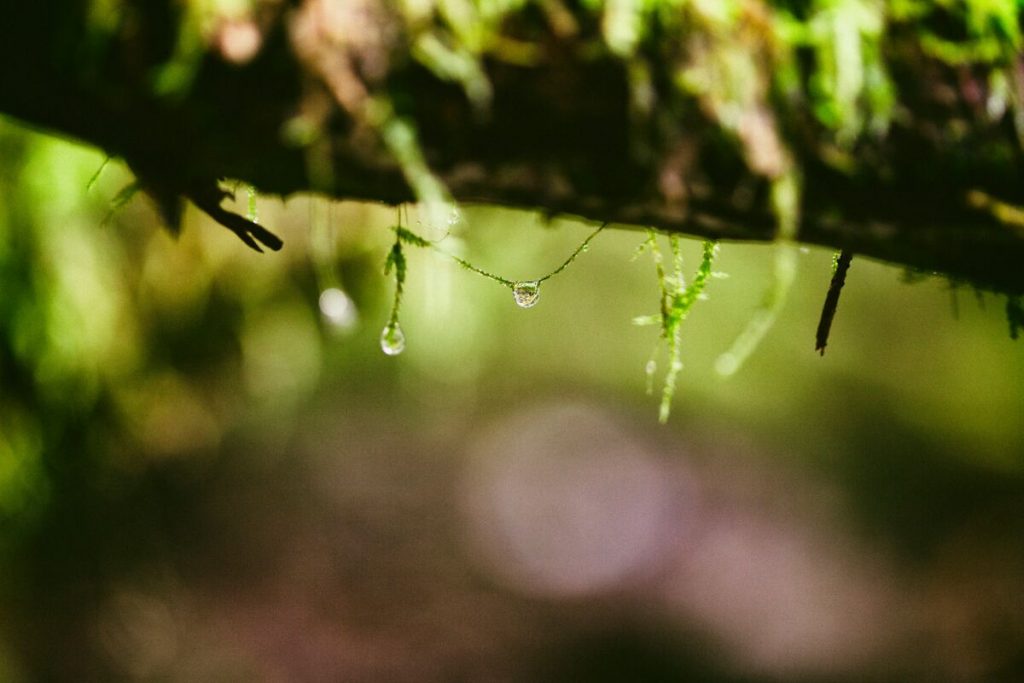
[536,223,606,283]
[449,255,514,287]
[635,232,718,423]
[910,0,1022,64]
[384,230,407,329]
[246,184,258,224]
[777,0,894,144]
[410,32,492,111]
[395,225,433,249]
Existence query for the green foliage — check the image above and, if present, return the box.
[395,225,434,249]
[908,0,1022,63]
[384,229,408,328]
[635,232,719,422]
[0,118,342,554]
[246,184,258,223]
[788,0,895,143]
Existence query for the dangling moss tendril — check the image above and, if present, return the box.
[635,232,719,423]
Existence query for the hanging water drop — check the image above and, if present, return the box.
[512,281,540,308]
[380,322,406,356]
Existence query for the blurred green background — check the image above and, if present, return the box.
[1,116,1022,681]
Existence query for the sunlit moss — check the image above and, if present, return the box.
[635,232,718,422]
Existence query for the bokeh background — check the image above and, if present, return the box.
[1,116,1022,681]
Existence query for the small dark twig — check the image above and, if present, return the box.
[816,250,853,355]
[188,182,283,252]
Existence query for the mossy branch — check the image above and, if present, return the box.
[0,1,1023,293]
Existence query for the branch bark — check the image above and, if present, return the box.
[2,1,1023,293]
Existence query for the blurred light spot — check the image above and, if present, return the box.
[217,19,262,64]
[661,500,898,677]
[318,287,358,332]
[461,404,691,598]
[120,374,222,457]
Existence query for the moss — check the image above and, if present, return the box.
[635,232,718,422]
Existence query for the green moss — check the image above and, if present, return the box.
[635,232,718,422]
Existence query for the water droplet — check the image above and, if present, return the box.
[644,359,657,395]
[512,281,540,308]
[447,207,463,227]
[319,287,357,331]
[380,322,406,356]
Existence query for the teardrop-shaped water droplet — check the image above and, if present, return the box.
[380,322,406,356]
[512,281,540,308]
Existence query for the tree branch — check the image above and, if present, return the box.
[1,1,1022,293]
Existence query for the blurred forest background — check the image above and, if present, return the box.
[0,115,1022,681]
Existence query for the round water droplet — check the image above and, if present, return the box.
[319,287,357,331]
[512,281,540,308]
[447,207,463,227]
[380,322,406,356]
